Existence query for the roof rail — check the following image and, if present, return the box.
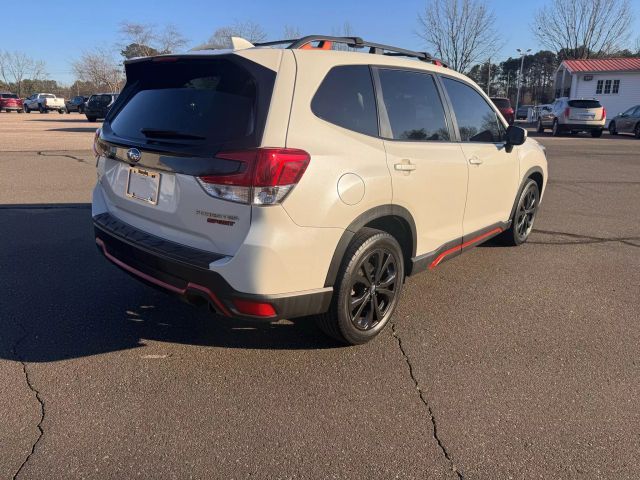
[253,35,448,68]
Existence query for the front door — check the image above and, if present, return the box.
[440,77,520,237]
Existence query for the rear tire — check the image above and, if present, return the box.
[591,129,603,138]
[498,179,540,246]
[536,119,544,133]
[609,122,618,135]
[551,120,561,136]
[635,124,640,139]
[39,105,45,113]
[86,116,97,122]
[314,228,404,345]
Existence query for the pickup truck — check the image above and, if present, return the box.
[23,93,66,114]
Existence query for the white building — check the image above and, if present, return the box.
[553,58,640,127]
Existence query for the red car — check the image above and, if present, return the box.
[0,92,24,113]
[490,97,514,125]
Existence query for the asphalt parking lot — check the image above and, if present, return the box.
[1,114,639,479]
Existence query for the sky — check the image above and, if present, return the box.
[3,0,640,85]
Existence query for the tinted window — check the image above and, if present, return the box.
[110,58,259,147]
[378,69,449,141]
[491,98,511,109]
[311,65,378,136]
[1,94,18,99]
[568,100,601,108]
[90,94,114,106]
[442,77,503,142]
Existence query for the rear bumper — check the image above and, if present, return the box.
[93,213,333,321]
[1,105,22,110]
[559,123,604,131]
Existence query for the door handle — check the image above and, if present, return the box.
[468,156,483,165]
[394,160,417,172]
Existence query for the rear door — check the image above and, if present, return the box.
[619,106,638,133]
[440,76,519,236]
[96,53,280,255]
[375,68,467,257]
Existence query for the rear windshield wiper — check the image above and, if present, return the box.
[140,128,206,140]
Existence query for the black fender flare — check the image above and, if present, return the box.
[323,205,417,287]
[509,166,544,222]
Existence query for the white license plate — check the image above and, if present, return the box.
[126,167,160,205]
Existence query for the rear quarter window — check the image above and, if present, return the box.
[311,65,378,137]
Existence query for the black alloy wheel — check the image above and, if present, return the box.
[349,248,399,331]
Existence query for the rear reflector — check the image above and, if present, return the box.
[232,299,276,317]
[197,148,310,205]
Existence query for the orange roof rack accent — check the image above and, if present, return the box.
[300,40,333,50]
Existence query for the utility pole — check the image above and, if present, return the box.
[515,48,531,116]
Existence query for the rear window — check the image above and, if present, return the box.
[107,57,273,152]
[491,98,511,108]
[89,94,114,106]
[568,100,601,109]
[42,94,55,98]
[1,94,18,99]
[311,65,378,137]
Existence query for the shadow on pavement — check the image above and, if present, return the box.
[23,118,99,123]
[47,127,102,133]
[0,204,338,363]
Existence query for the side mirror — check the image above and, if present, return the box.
[505,125,527,148]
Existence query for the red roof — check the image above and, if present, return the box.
[563,58,640,73]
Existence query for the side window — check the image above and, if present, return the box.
[311,65,378,137]
[377,69,450,141]
[441,77,504,143]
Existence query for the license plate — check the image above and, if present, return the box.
[126,167,160,205]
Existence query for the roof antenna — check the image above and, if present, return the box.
[231,37,255,50]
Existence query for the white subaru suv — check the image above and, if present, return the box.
[92,35,547,344]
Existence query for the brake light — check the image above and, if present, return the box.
[601,107,606,120]
[197,148,311,205]
[564,107,571,118]
[506,108,514,115]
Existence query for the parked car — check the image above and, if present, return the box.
[92,35,547,345]
[608,105,640,138]
[65,95,88,114]
[536,98,606,137]
[516,105,532,120]
[0,92,24,112]
[23,93,66,113]
[85,93,118,122]
[490,97,514,124]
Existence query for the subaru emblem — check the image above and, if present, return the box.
[127,148,141,163]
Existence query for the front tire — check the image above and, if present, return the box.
[609,122,618,135]
[499,179,540,246]
[634,124,640,139]
[24,105,30,113]
[551,120,561,136]
[536,119,544,133]
[315,228,404,345]
[86,116,97,122]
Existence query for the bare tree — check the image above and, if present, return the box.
[119,22,188,59]
[417,0,501,73]
[0,51,47,97]
[331,21,358,51]
[205,21,267,49]
[532,0,633,59]
[72,47,124,93]
[283,25,302,40]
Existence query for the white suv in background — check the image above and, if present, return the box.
[537,97,606,137]
[92,35,548,345]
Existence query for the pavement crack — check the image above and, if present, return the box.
[391,322,464,480]
[10,329,45,480]
[531,229,640,248]
[37,150,90,164]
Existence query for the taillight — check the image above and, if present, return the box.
[564,107,571,118]
[601,107,606,120]
[197,148,310,205]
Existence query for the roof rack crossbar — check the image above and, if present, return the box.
[253,35,448,68]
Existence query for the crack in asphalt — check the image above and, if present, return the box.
[531,228,640,247]
[37,150,90,165]
[10,329,45,480]
[391,323,464,480]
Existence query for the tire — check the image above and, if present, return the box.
[86,116,97,122]
[591,129,603,138]
[66,108,71,114]
[17,109,23,114]
[24,105,30,113]
[609,122,618,135]
[551,120,561,136]
[39,105,45,113]
[635,124,640,139]
[536,119,544,133]
[498,179,540,246]
[314,228,404,345]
